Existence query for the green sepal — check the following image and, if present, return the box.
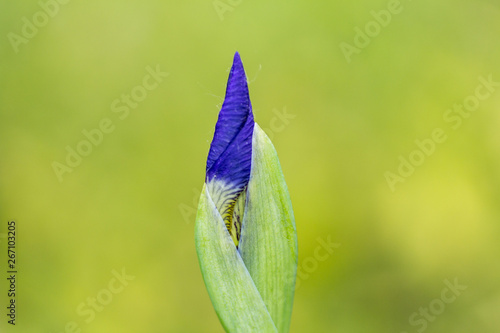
[195,124,297,333]
[195,183,278,333]
[239,124,298,333]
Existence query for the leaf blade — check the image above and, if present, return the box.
[195,184,278,333]
[239,124,298,333]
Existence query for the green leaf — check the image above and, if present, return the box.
[195,183,278,333]
[239,124,298,333]
[195,124,297,333]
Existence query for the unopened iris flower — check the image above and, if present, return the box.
[195,52,298,333]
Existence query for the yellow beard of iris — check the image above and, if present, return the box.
[207,179,246,247]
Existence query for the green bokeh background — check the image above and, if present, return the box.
[1,1,500,332]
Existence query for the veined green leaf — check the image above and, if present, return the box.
[195,183,278,333]
[239,124,298,333]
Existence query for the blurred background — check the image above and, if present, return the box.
[1,0,500,332]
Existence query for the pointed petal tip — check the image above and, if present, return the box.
[233,51,241,63]
[229,52,245,81]
[205,52,254,195]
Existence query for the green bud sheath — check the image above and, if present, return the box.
[195,125,297,333]
[196,53,297,332]
[239,124,298,333]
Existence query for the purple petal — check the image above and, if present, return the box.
[206,52,254,191]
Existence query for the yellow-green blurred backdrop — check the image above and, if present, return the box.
[1,1,500,332]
